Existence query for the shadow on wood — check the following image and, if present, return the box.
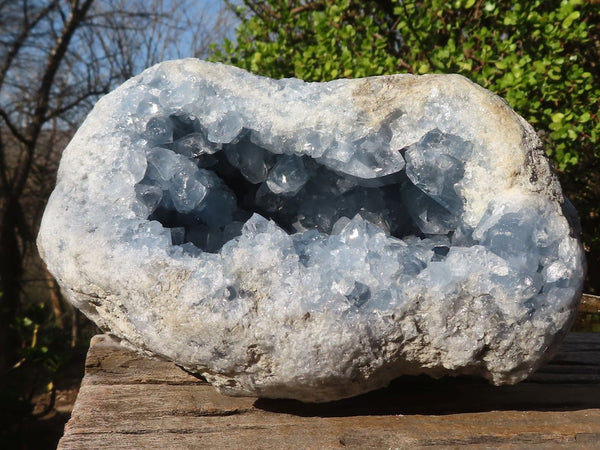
[58,333,600,449]
[256,333,600,416]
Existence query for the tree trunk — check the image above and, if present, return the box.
[0,198,24,373]
[44,265,64,329]
[71,308,80,348]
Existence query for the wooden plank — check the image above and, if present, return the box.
[579,294,600,314]
[59,333,600,449]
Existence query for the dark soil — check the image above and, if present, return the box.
[17,347,86,449]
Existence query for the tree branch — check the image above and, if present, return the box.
[11,0,94,198]
[0,0,58,91]
[399,2,436,71]
[290,2,324,16]
[0,108,30,145]
[44,88,107,121]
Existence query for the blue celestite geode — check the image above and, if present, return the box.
[38,59,585,402]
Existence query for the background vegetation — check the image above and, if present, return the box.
[1,0,598,446]
[215,0,600,292]
[0,1,232,446]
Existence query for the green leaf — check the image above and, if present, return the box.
[484,2,496,12]
[562,11,580,29]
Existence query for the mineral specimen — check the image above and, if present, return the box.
[37,59,585,402]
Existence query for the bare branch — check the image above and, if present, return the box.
[29,0,95,132]
[0,0,59,90]
[0,1,236,369]
[6,0,94,200]
[44,88,107,121]
[0,108,30,145]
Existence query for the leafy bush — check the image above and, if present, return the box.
[214,0,599,291]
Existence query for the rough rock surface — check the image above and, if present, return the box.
[38,59,585,402]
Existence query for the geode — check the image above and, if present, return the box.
[38,59,585,402]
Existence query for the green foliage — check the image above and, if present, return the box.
[217,1,396,80]
[574,312,600,332]
[1,302,71,444]
[216,0,597,172]
[213,0,600,291]
[14,303,71,375]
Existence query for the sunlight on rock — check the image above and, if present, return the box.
[38,59,585,402]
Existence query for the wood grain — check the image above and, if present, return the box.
[59,333,600,449]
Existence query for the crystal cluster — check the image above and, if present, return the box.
[38,59,585,402]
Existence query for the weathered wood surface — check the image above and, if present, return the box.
[579,293,600,314]
[59,333,600,449]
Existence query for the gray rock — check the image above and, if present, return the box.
[38,59,585,402]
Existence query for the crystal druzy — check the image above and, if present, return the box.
[38,59,585,402]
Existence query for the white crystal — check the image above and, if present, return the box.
[173,132,220,158]
[38,59,585,403]
[266,155,309,195]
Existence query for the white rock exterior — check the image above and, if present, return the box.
[38,59,585,402]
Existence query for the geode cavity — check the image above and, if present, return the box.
[38,59,585,402]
